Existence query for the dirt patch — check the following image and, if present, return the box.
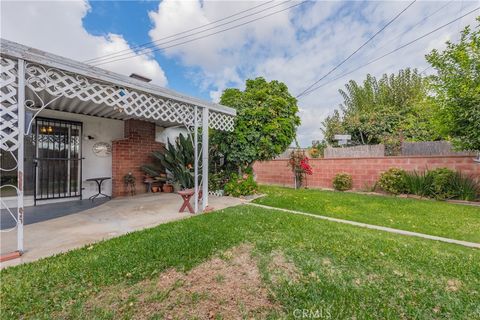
[83,244,280,319]
[268,250,299,285]
[446,279,462,292]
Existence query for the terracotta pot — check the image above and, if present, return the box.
[163,184,174,193]
[151,186,159,193]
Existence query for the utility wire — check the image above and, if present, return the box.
[88,1,295,65]
[368,0,452,54]
[420,65,432,74]
[92,1,308,66]
[298,6,480,98]
[303,1,452,91]
[84,0,276,63]
[295,0,417,98]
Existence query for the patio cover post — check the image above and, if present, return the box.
[17,58,25,253]
[202,107,209,210]
[193,106,199,213]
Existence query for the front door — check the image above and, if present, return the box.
[34,118,82,204]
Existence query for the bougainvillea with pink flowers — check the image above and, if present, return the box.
[288,149,313,188]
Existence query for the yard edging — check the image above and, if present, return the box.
[247,202,480,249]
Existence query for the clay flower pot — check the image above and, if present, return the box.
[151,186,159,193]
[163,184,174,193]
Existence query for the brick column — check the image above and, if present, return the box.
[112,119,164,197]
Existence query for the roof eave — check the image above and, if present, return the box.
[0,38,236,116]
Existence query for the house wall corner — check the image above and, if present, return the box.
[112,119,164,197]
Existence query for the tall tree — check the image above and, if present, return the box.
[426,18,480,151]
[321,110,344,143]
[211,77,301,173]
[322,68,440,148]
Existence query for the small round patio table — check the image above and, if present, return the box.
[86,177,112,201]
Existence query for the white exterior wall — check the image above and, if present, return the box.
[39,109,124,200]
[155,126,189,144]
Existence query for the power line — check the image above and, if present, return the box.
[84,0,277,63]
[92,1,308,66]
[298,6,480,98]
[368,0,453,54]
[300,1,454,93]
[420,65,432,74]
[296,0,416,98]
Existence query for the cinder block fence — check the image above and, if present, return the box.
[253,156,480,190]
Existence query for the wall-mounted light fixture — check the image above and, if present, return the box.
[39,126,53,134]
[83,134,96,141]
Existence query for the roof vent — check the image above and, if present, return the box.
[129,73,152,83]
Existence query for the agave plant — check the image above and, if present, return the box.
[146,134,199,190]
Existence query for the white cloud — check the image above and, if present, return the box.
[5,0,475,147]
[148,0,296,96]
[1,0,167,86]
[148,0,478,146]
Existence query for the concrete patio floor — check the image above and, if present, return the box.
[1,193,243,269]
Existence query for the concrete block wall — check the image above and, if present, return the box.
[253,156,480,190]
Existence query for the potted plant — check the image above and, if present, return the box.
[123,172,136,196]
[149,134,196,190]
[162,180,174,193]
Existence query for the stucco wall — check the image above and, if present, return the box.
[155,126,189,145]
[38,109,124,199]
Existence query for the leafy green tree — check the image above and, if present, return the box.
[322,68,440,148]
[211,77,301,173]
[321,110,344,144]
[426,18,480,151]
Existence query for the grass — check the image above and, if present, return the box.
[254,185,480,243]
[1,205,480,319]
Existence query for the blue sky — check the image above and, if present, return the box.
[83,1,207,99]
[2,1,479,146]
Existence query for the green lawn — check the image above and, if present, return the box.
[1,205,479,319]
[254,185,480,243]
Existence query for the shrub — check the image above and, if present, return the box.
[404,168,479,201]
[449,172,479,201]
[224,173,258,197]
[426,168,457,200]
[288,149,313,188]
[378,168,406,194]
[308,147,320,158]
[208,170,230,191]
[404,171,433,197]
[333,173,353,191]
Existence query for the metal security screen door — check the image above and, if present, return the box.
[34,118,82,204]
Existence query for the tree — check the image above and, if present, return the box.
[426,18,480,151]
[321,110,344,144]
[211,77,301,173]
[322,68,440,149]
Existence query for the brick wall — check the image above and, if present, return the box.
[112,119,164,197]
[253,156,480,190]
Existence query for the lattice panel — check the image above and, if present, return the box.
[1,57,19,152]
[209,111,235,131]
[24,62,234,131]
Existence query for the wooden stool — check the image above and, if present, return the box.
[177,189,202,214]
